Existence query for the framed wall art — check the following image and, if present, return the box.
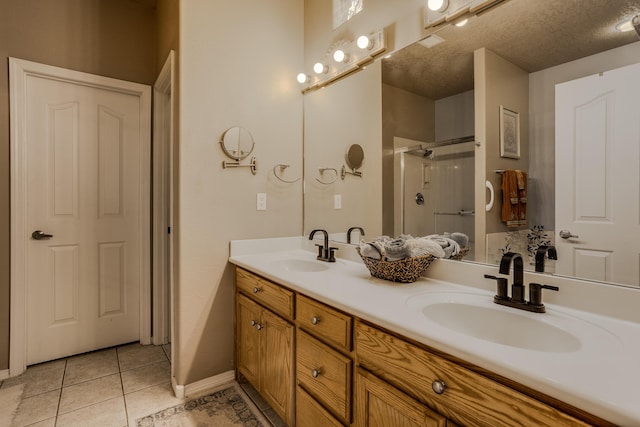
[499,105,520,159]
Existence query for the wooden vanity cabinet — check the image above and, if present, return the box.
[235,269,294,426]
[354,320,596,427]
[235,267,611,427]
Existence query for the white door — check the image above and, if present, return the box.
[11,59,151,365]
[555,62,640,287]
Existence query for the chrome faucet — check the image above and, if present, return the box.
[535,245,557,272]
[308,229,338,262]
[485,252,558,313]
[346,226,365,244]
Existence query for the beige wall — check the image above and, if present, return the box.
[177,0,303,385]
[474,48,530,258]
[304,63,383,239]
[0,0,157,371]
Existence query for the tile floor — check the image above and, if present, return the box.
[0,343,284,427]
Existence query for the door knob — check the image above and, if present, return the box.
[559,230,579,239]
[31,230,53,240]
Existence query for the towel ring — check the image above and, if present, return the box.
[272,164,300,183]
[315,167,338,185]
[485,180,494,212]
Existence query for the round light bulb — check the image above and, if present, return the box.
[333,49,348,63]
[357,35,372,50]
[313,62,327,74]
[616,20,634,32]
[296,73,308,84]
[427,0,448,12]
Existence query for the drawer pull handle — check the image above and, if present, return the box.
[253,287,261,294]
[311,316,320,325]
[256,323,264,331]
[250,320,257,327]
[311,369,321,378]
[432,380,447,395]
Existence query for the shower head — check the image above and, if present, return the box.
[424,149,433,158]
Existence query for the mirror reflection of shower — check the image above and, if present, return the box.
[394,136,475,256]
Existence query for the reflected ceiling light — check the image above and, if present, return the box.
[357,35,374,50]
[333,49,349,63]
[296,73,310,84]
[313,62,328,74]
[454,18,469,27]
[616,19,634,32]
[427,0,448,12]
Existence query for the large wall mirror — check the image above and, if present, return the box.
[303,0,640,288]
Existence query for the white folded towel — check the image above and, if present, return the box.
[410,238,446,258]
[384,239,411,261]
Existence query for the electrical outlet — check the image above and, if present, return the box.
[334,194,342,209]
[257,193,267,210]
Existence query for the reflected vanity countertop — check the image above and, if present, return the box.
[229,237,640,426]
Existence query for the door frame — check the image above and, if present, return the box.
[9,57,152,376]
[152,51,175,348]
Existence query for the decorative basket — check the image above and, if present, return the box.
[356,247,435,283]
[450,247,470,261]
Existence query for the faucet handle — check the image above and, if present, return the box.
[528,283,559,309]
[315,244,324,259]
[484,274,508,300]
[328,247,338,262]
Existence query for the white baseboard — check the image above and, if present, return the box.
[0,369,9,380]
[171,370,236,399]
[171,376,185,399]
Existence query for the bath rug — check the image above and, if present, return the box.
[137,383,269,426]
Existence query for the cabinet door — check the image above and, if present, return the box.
[237,294,261,386]
[355,368,446,427]
[261,308,295,426]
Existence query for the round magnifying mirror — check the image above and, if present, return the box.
[219,127,255,160]
[345,144,364,170]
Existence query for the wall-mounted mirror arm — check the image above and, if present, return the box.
[222,157,257,175]
[273,164,300,183]
[315,167,338,185]
[341,165,363,180]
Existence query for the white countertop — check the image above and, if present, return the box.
[229,237,640,426]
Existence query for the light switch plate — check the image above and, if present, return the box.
[257,193,267,210]
[334,194,342,209]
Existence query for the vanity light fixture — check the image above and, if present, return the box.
[454,17,469,27]
[427,0,448,12]
[313,62,329,74]
[357,35,374,50]
[333,49,349,63]
[296,73,310,84]
[299,29,386,93]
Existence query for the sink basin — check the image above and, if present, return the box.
[271,259,330,273]
[408,293,582,353]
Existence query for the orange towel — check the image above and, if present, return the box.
[501,169,527,227]
[516,170,527,226]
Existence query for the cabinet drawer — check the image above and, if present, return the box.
[297,386,345,427]
[297,330,352,423]
[297,294,352,352]
[355,321,591,427]
[236,268,294,320]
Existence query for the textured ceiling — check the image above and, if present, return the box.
[382,0,640,100]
